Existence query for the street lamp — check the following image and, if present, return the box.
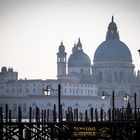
[43,85,52,96]
[123,94,130,101]
[101,91,115,122]
[123,93,137,120]
[43,84,61,122]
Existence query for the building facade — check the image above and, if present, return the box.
[0,17,140,118]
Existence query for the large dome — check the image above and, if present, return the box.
[68,51,91,67]
[94,16,132,63]
[94,40,132,62]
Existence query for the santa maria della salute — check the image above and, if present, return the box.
[0,17,140,118]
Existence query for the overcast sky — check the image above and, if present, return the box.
[0,0,140,79]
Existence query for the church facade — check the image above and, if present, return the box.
[0,17,140,118]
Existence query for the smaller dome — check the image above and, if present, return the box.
[68,51,91,67]
[1,66,7,72]
[68,38,91,67]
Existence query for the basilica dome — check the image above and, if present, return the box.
[68,38,91,67]
[68,51,91,67]
[94,16,132,63]
[94,40,132,62]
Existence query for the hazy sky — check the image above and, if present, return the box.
[0,0,140,79]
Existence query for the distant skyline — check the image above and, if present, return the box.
[0,0,140,79]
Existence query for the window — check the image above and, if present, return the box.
[99,71,102,82]
[73,89,75,93]
[33,88,36,93]
[13,104,17,112]
[88,103,92,107]
[26,88,29,93]
[81,69,83,74]
[12,89,15,93]
[32,103,37,108]
[20,88,22,93]
[47,103,51,107]
[75,103,79,107]
[23,104,26,112]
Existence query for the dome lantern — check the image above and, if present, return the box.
[77,38,83,51]
[106,16,120,40]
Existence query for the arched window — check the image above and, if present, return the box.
[81,69,83,74]
[88,103,92,107]
[23,104,26,112]
[119,71,123,82]
[32,102,37,108]
[75,103,79,107]
[47,103,51,107]
[114,71,117,82]
[13,104,17,112]
[99,72,102,82]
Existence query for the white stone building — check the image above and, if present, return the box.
[0,17,140,118]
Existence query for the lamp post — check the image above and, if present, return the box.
[123,93,137,120]
[43,84,61,122]
[134,93,137,120]
[138,49,140,56]
[58,84,61,122]
[101,91,115,122]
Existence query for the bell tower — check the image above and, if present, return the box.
[57,42,67,79]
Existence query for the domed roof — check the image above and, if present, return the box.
[94,16,132,62]
[68,38,91,67]
[1,66,7,72]
[68,51,91,67]
[94,40,132,62]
